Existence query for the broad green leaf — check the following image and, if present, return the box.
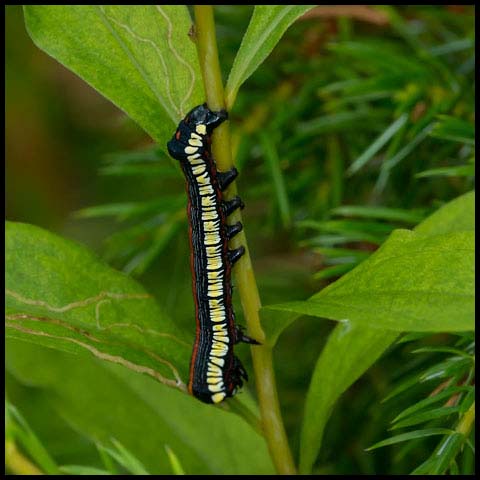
[267,192,475,473]
[298,323,398,473]
[6,339,274,475]
[23,6,203,148]
[265,229,474,332]
[415,190,474,236]
[6,221,191,391]
[225,5,315,109]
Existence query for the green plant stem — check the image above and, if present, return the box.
[5,439,44,475]
[193,6,296,475]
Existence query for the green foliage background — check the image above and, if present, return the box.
[5,5,474,475]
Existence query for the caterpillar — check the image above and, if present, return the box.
[167,104,258,404]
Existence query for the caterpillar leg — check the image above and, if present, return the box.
[235,325,261,345]
[223,196,244,216]
[233,355,248,384]
[228,246,245,266]
[218,167,238,191]
[226,221,243,240]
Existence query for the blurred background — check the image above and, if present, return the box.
[6,5,475,474]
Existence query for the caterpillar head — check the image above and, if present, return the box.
[183,103,228,135]
[167,104,228,161]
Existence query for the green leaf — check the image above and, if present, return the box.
[6,221,191,392]
[313,247,370,263]
[6,339,274,475]
[375,123,434,192]
[259,132,292,228]
[296,109,384,137]
[123,220,183,275]
[75,197,184,222]
[366,428,454,451]
[302,231,383,246]
[98,439,150,475]
[23,6,203,147]
[411,346,473,358]
[391,386,472,423]
[99,164,178,177]
[299,323,398,473]
[6,402,60,475]
[330,205,425,224]
[266,229,474,332]
[429,115,475,145]
[327,40,428,78]
[415,191,474,236]
[391,406,460,430]
[299,219,395,236]
[313,263,356,280]
[415,164,475,178]
[164,445,186,475]
[419,357,472,383]
[347,113,408,175]
[60,466,111,475]
[260,308,301,348]
[264,192,475,472]
[411,433,465,474]
[427,38,474,56]
[97,443,119,474]
[225,5,315,109]
[102,146,164,165]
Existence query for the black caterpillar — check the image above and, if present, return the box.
[167,104,258,404]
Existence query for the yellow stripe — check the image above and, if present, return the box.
[211,392,226,403]
[189,138,203,147]
[208,383,225,393]
[196,124,207,135]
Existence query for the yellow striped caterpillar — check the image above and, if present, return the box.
[167,104,258,404]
